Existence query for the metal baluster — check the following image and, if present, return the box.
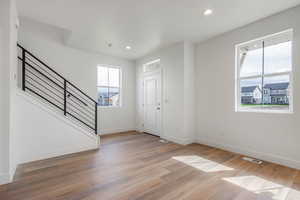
[64,80,67,116]
[95,102,98,135]
[22,49,25,91]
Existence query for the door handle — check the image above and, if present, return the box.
[157,107,161,110]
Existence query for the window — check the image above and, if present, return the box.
[97,66,121,107]
[236,30,293,113]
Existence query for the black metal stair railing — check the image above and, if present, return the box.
[17,44,98,135]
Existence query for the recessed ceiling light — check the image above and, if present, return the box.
[204,9,213,16]
[125,46,132,50]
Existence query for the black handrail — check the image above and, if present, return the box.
[18,43,98,135]
[18,56,90,107]
[18,44,97,104]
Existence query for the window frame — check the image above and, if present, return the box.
[97,65,122,108]
[235,29,293,114]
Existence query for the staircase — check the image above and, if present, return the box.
[17,44,98,135]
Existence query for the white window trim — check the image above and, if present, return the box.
[97,65,122,108]
[235,29,294,114]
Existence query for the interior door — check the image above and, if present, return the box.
[143,72,161,136]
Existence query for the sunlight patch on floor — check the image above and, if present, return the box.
[172,155,234,172]
[223,175,298,200]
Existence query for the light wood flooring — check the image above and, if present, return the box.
[1,131,300,200]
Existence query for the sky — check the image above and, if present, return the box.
[240,41,291,87]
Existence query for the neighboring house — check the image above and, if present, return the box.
[98,92,120,106]
[263,82,290,104]
[241,82,290,105]
[241,86,262,104]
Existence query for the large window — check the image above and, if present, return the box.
[236,30,293,113]
[97,66,121,107]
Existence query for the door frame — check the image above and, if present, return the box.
[142,66,163,137]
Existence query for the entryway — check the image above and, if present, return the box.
[143,60,162,137]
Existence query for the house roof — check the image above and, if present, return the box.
[264,82,289,90]
[241,86,258,93]
[242,82,289,93]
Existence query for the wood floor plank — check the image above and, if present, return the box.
[0,132,299,200]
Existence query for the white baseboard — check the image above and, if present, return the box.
[0,173,11,185]
[100,128,136,135]
[19,142,99,165]
[162,135,194,145]
[100,129,194,146]
[9,163,17,182]
[197,137,300,170]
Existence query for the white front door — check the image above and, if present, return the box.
[143,72,161,136]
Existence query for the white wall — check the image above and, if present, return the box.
[18,18,136,135]
[195,6,300,169]
[184,42,196,142]
[9,0,19,182]
[0,0,18,185]
[0,0,11,185]
[14,91,99,164]
[136,42,195,144]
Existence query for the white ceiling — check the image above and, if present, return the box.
[17,0,300,60]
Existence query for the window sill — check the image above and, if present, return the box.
[236,109,293,114]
